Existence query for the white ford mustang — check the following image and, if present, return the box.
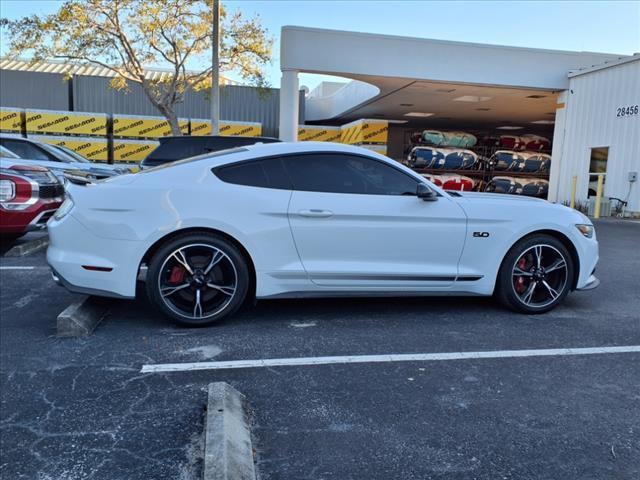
[47,142,599,326]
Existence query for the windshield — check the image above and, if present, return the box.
[0,145,20,159]
[51,145,91,163]
[35,142,77,163]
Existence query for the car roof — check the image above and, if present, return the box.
[214,141,385,163]
[158,135,279,143]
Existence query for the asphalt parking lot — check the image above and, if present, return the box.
[1,219,639,480]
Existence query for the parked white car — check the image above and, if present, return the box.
[47,142,599,326]
[0,135,131,180]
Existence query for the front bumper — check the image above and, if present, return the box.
[576,274,600,291]
[0,202,61,234]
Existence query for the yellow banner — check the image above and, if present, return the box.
[25,109,107,136]
[298,125,341,142]
[340,119,388,145]
[191,119,262,137]
[113,139,159,162]
[0,108,23,132]
[113,115,189,138]
[360,144,388,156]
[33,135,109,162]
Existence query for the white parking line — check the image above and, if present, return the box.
[141,345,640,373]
[0,266,36,270]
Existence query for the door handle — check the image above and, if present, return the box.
[298,209,334,218]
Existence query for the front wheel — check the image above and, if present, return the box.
[146,233,250,326]
[496,234,574,314]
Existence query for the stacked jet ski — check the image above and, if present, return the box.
[407,129,551,197]
[421,173,476,191]
[407,130,480,191]
[480,134,551,151]
[485,177,549,198]
[485,150,551,198]
[408,129,480,169]
[491,151,551,173]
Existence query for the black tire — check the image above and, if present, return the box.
[146,232,250,326]
[1,233,26,243]
[496,234,574,314]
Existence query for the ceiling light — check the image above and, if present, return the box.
[399,103,414,107]
[531,120,555,124]
[454,95,492,102]
[386,120,409,124]
[496,126,524,130]
[404,112,435,117]
[526,94,547,99]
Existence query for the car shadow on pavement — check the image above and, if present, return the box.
[0,231,47,256]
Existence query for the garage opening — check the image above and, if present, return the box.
[307,79,559,200]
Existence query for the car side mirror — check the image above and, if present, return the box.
[417,183,438,201]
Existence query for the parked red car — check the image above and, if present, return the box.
[0,156,64,241]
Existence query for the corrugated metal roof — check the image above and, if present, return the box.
[0,59,242,85]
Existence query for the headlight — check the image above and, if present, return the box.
[0,179,16,202]
[575,224,594,238]
[54,196,74,220]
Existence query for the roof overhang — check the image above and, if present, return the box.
[282,26,626,123]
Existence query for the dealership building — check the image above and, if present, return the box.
[278,27,639,215]
[1,26,638,214]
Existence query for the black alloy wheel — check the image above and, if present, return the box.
[146,233,250,326]
[496,234,574,314]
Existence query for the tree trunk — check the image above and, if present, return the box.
[161,107,182,136]
[141,81,183,136]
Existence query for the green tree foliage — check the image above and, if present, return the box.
[1,0,273,134]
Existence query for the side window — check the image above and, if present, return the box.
[282,154,418,195]
[214,157,291,190]
[1,140,57,161]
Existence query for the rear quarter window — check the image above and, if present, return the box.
[214,158,291,190]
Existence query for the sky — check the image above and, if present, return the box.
[1,0,639,90]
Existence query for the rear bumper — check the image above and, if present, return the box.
[576,274,600,291]
[50,267,133,299]
[47,213,141,298]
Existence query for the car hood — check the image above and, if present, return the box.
[452,190,591,226]
[453,191,548,204]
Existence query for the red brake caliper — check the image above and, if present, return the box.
[515,257,527,293]
[168,265,186,284]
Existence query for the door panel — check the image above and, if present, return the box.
[288,191,467,287]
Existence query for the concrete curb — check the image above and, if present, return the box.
[4,235,49,257]
[57,296,110,337]
[204,382,256,480]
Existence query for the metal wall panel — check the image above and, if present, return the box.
[552,59,640,213]
[0,70,70,110]
[72,76,304,137]
[1,69,304,138]
[73,76,160,116]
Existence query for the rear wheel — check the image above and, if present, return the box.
[146,233,250,326]
[496,234,574,314]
